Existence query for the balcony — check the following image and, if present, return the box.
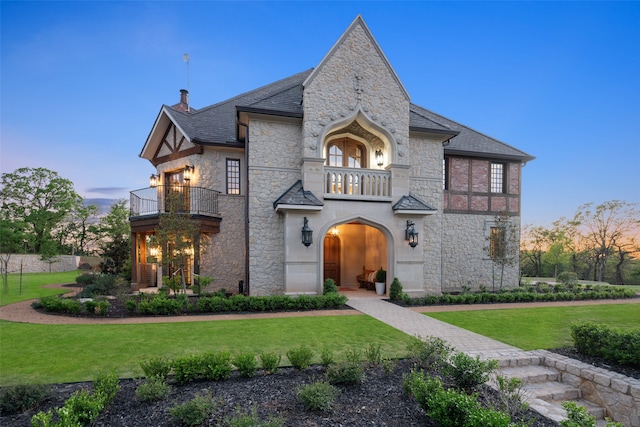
[324,167,391,201]
[129,185,221,234]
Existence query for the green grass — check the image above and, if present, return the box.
[0,270,80,306]
[0,316,412,386]
[427,304,640,350]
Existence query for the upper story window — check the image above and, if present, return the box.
[226,158,240,194]
[327,138,366,168]
[490,162,506,193]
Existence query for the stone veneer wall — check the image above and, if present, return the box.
[248,119,303,295]
[537,350,640,426]
[441,213,519,291]
[199,194,245,293]
[5,254,79,273]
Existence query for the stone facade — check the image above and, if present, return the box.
[132,16,532,296]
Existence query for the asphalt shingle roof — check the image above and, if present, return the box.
[392,195,436,212]
[273,180,324,209]
[164,69,534,162]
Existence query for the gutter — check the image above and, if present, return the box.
[237,119,250,296]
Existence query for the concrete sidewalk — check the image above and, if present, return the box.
[346,297,518,353]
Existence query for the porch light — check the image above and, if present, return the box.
[149,246,159,257]
[405,220,419,249]
[301,217,313,247]
[375,149,384,167]
[330,227,340,238]
[183,165,195,181]
[149,174,158,187]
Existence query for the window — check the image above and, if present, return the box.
[490,162,506,193]
[226,159,240,194]
[443,158,449,190]
[489,226,505,259]
[327,138,366,168]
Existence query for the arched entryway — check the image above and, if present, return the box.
[322,222,388,292]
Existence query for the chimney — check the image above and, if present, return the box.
[172,89,191,113]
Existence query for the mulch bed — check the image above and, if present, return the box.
[1,359,558,427]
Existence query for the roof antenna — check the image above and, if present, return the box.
[183,53,190,112]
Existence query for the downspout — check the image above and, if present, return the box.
[237,119,250,295]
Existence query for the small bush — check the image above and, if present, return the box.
[323,278,337,294]
[259,351,281,374]
[203,351,233,381]
[495,375,529,417]
[37,295,82,314]
[75,274,96,286]
[365,342,382,365]
[297,381,340,412]
[443,352,498,393]
[172,354,206,384]
[223,404,285,427]
[571,322,640,368]
[135,377,172,402]
[0,384,50,415]
[406,335,452,373]
[287,345,314,370]
[326,361,365,385]
[140,357,171,380]
[320,347,335,366]
[169,390,218,427]
[94,370,120,405]
[125,299,137,312]
[233,352,258,378]
[558,401,626,427]
[389,277,403,301]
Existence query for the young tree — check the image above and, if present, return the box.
[0,167,82,256]
[97,200,131,276]
[486,213,519,290]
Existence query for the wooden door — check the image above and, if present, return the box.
[323,235,341,287]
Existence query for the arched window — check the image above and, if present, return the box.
[326,138,366,168]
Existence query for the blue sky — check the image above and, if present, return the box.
[2,1,639,226]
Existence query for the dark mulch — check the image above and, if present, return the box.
[1,360,557,427]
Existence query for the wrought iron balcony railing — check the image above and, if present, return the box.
[130,185,220,218]
[324,167,391,200]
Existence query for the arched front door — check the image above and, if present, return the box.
[323,235,341,287]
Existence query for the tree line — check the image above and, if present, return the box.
[520,200,640,285]
[0,167,130,290]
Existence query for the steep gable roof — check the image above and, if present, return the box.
[303,15,409,101]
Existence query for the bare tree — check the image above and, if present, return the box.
[573,200,639,283]
[486,213,519,290]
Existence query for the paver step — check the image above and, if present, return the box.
[498,364,560,383]
[524,380,581,401]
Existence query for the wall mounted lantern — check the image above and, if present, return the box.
[375,149,384,167]
[183,165,195,182]
[149,174,158,187]
[329,226,340,238]
[301,217,313,247]
[405,220,419,249]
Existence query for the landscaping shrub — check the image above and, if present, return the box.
[326,360,365,385]
[443,352,498,393]
[233,352,258,378]
[365,342,382,365]
[140,356,171,380]
[259,351,281,374]
[169,390,218,427]
[203,351,233,381]
[0,384,50,415]
[297,381,340,411]
[223,404,285,426]
[84,298,110,315]
[94,370,120,405]
[125,299,137,312]
[138,294,183,315]
[287,345,314,370]
[36,295,82,315]
[135,377,172,402]
[320,346,335,366]
[571,322,640,367]
[75,274,96,286]
[560,401,623,427]
[495,375,529,417]
[172,354,207,384]
[406,335,452,373]
[389,277,404,301]
[323,278,337,294]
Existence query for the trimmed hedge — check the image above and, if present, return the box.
[570,322,640,368]
[396,284,636,307]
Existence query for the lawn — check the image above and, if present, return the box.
[0,270,80,306]
[0,315,412,386]
[426,304,640,350]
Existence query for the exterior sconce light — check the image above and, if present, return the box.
[183,165,195,181]
[375,149,384,167]
[149,174,158,187]
[301,217,313,247]
[405,220,419,249]
[149,246,159,257]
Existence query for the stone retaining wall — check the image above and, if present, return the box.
[3,254,80,274]
[536,350,640,426]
